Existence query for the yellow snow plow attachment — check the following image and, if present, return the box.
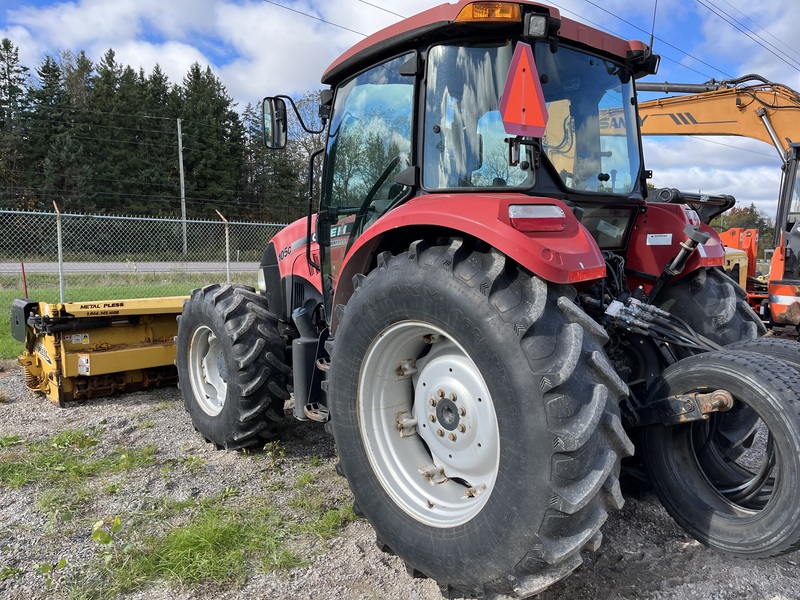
[11,296,186,405]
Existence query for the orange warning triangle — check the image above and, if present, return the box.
[499,42,548,137]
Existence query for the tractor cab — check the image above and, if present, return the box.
[264,0,660,313]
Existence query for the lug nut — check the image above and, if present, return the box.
[437,428,445,437]
[458,424,466,433]
[428,414,436,422]
[449,392,458,401]
[458,406,466,416]
[448,433,457,441]
[429,397,437,407]
[437,389,445,398]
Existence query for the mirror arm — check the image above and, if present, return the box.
[274,94,329,134]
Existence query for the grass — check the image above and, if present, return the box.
[0,426,158,489]
[0,271,258,360]
[1,423,356,598]
[75,479,355,598]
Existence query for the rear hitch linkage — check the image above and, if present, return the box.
[633,389,734,427]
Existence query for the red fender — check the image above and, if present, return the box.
[625,202,725,294]
[333,193,606,325]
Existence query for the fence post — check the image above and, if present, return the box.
[53,201,65,303]
[216,210,231,283]
[178,118,188,255]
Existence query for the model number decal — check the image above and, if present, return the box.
[278,246,292,261]
[35,341,53,366]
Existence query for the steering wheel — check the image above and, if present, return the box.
[559,169,583,189]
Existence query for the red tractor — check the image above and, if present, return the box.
[176,1,800,596]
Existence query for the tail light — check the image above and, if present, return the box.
[508,204,567,232]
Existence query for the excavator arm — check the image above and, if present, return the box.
[625,74,800,329]
[628,74,800,242]
[635,74,800,161]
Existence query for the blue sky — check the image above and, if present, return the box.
[1,0,800,216]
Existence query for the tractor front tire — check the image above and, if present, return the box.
[328,240,633,598]
[176,284,289,449]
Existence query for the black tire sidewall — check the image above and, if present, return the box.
[643,351,800,557]
[331,254,579,586]
[177,287,245,445]
[658,267,765,345]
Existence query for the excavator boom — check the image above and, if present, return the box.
[636,74,800,160]
[629,74,800,331]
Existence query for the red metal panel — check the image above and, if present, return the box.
[340,193,605,286]
[322,0,645,85]
[625,203,725,294]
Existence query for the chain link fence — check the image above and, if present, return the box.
[0,209,286,303]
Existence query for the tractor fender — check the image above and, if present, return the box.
[260,216,323,322]
[625,202,725,294]
[333,193,605,329]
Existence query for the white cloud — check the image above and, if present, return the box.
[1,0,447,104]
[3,0,796,218]
[644,137,784,216]
[111,40,210,87]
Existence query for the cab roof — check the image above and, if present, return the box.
[322,0,650,86]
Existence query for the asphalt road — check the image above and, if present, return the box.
[0,261,260,274]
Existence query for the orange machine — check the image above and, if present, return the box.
[634,76,800,332]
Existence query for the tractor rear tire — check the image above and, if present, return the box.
[176,284,289,449]
[657,267,766,346]
[328,240,633,598]
[643,351,800,558]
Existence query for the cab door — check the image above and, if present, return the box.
[317,52,417,312]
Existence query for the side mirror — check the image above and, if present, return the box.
[262,96,288,150]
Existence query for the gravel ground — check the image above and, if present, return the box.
[1,366,799,600]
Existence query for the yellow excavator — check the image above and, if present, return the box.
[629,75,800,332]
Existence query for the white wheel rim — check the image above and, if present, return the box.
[188,325,228,416]
[358,321,500,527]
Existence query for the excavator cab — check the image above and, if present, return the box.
[776,143,800,243]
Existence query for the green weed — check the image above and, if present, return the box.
[262,440,285,472]
[0,430,157,489]
[294,471,316,488]
[0,434,22,449]
[182,455,206,475]
[0,564,23,580]
[34,558,67,589]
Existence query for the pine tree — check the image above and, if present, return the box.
[140,65,181,216]
[179,63,245,220]
[242,102,304,222]
[26,55,70,210]
[0,38,30,208]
